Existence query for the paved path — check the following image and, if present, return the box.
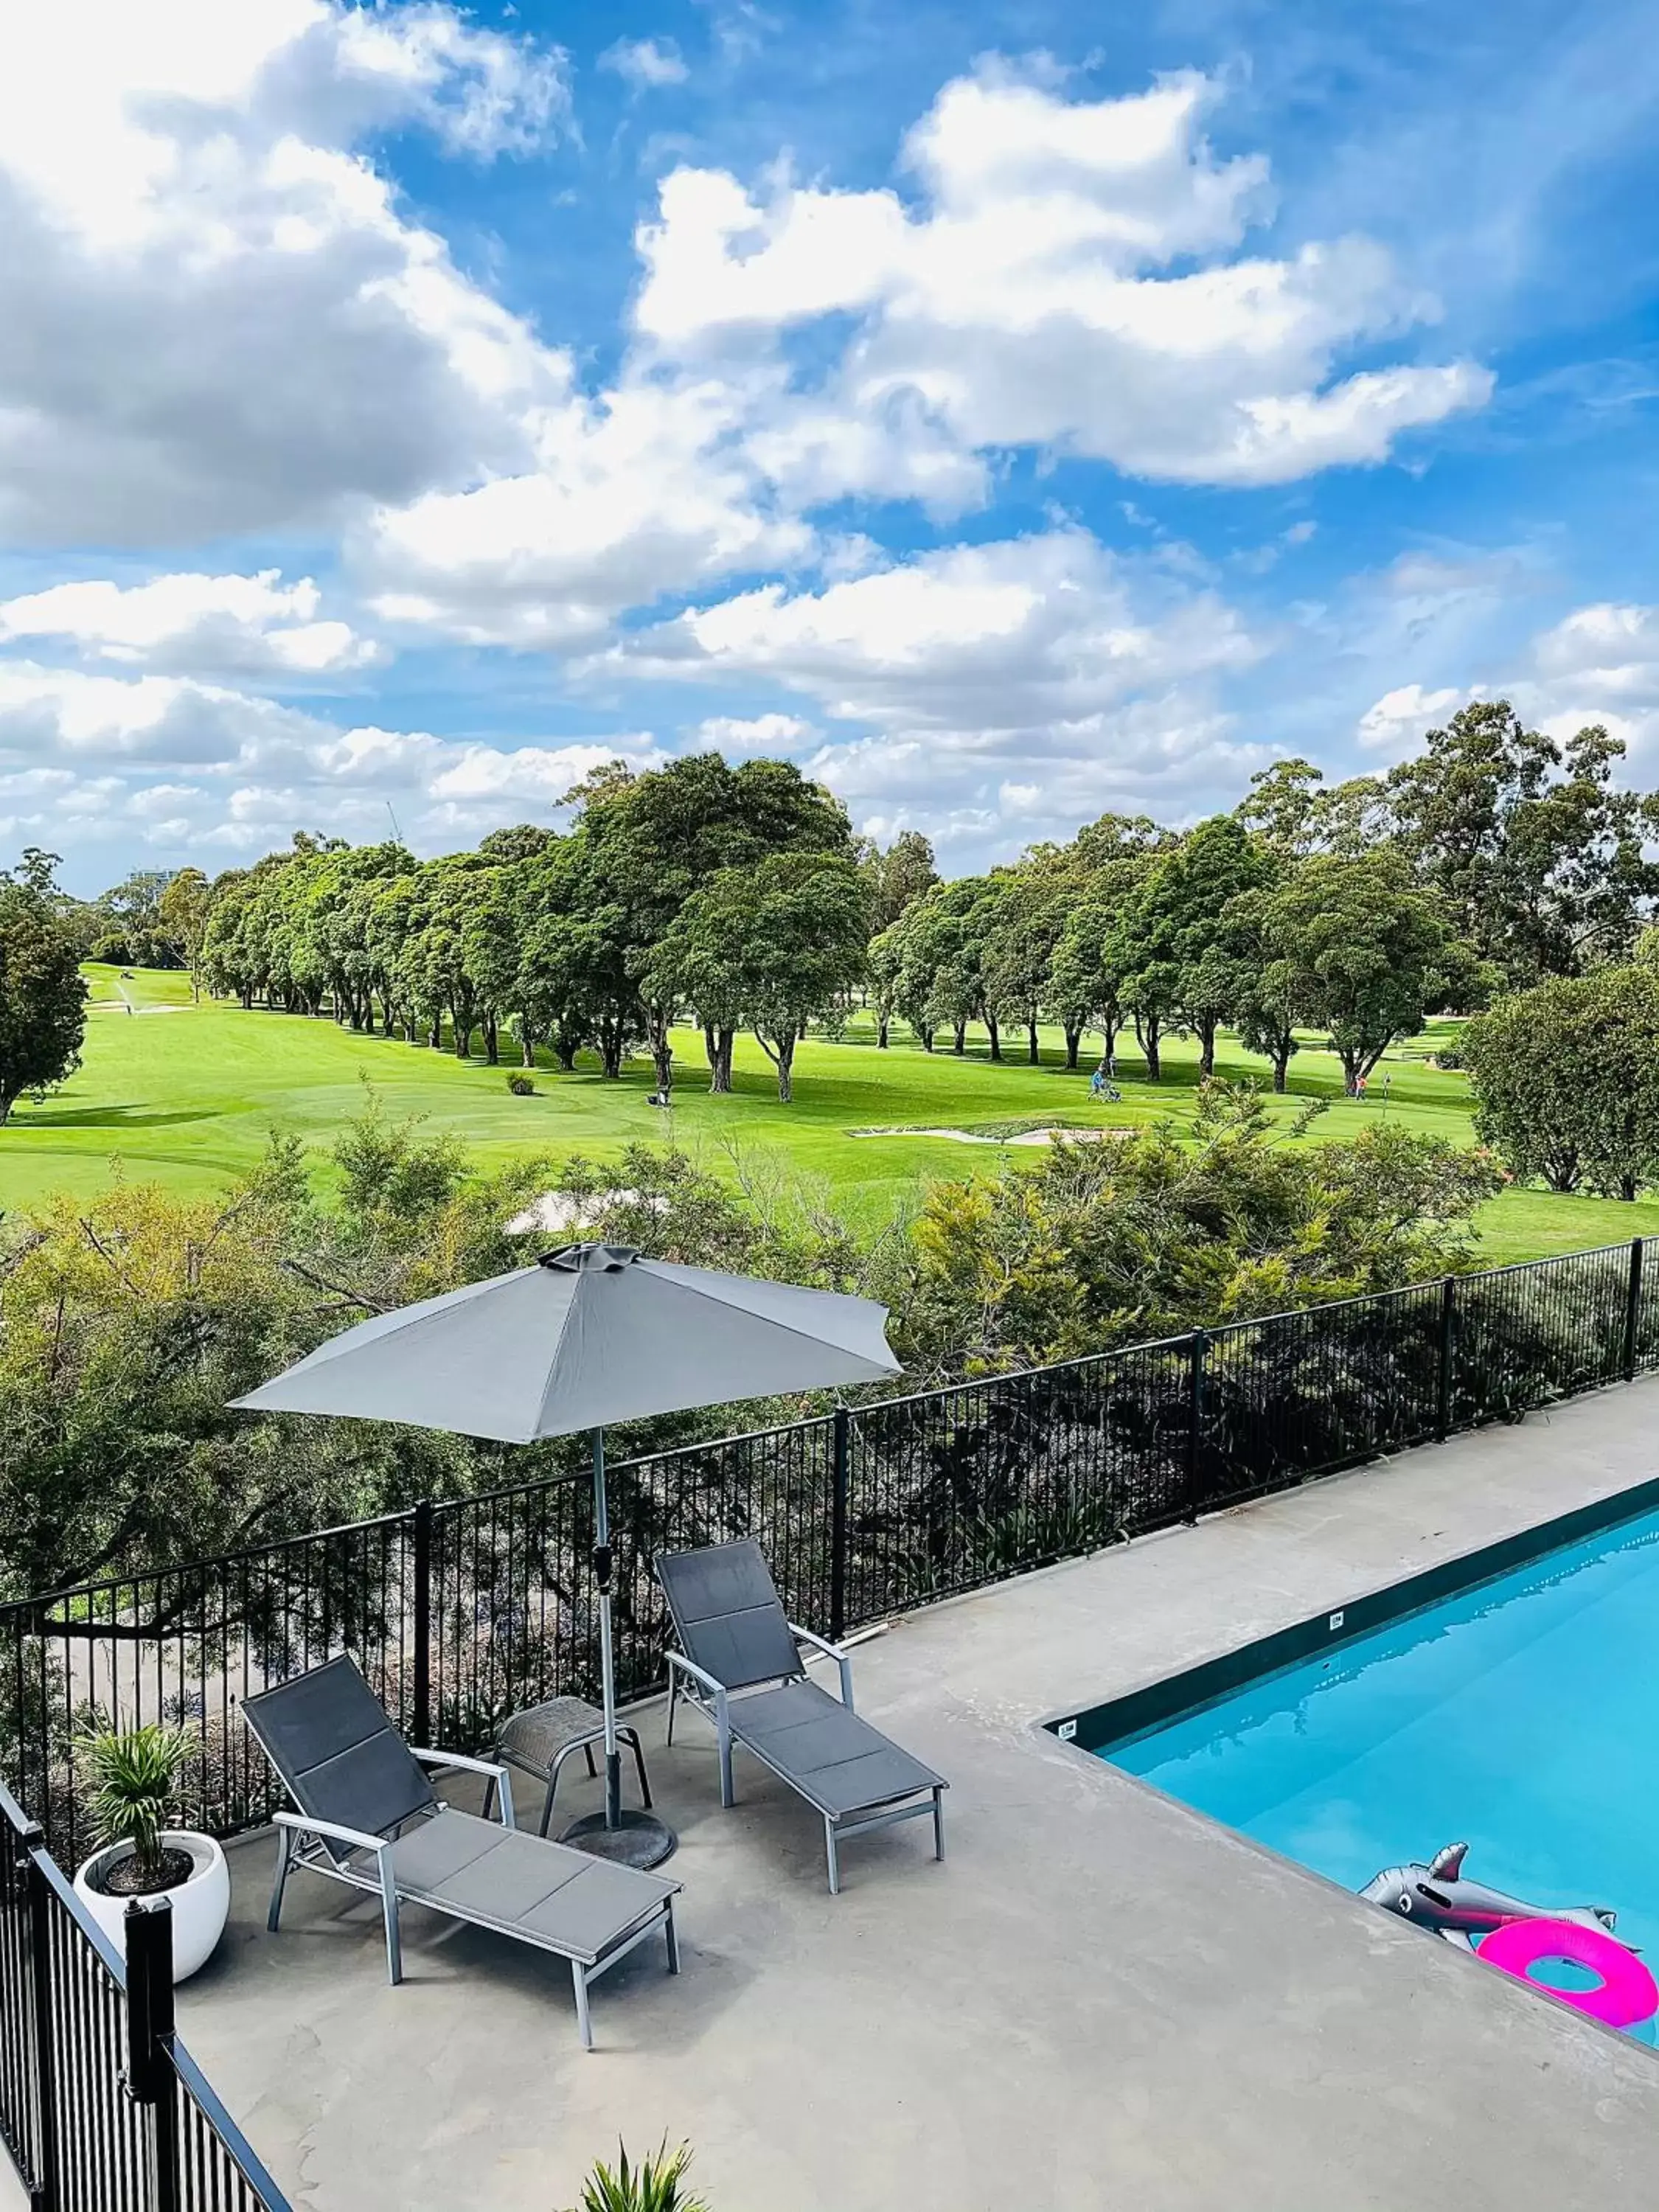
[183,1379,1659,2211]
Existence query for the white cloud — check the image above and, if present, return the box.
[611,527,1264,856]
[690,712,813,753]
[1357,681,1468,751]
[1353,599,1659,773]
[599,37,689,89]
[1533,603,1659,696]
[619,526,1256,727]
[0,571,377,673]
[0,657,661,866]
[0,0,569,545]
[632,65,1492,487]
[1519,602,1659,757]
[361,373,813,647]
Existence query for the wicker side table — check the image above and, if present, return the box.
[486,1695,653,1837]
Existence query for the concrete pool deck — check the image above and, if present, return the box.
[182,1379,1659,2210]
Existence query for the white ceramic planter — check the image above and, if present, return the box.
[72,1832,230,1982]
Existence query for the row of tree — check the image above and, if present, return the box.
[12,699,1659,1124]
[165,706,1659,1101]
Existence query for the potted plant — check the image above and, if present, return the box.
[71,1722,231,1981]
[566,2140,707,2211]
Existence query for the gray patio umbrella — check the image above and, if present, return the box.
[232,1243,900,1867]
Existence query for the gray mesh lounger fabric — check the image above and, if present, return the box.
[242,1656,681,2048]
[655,1540,947,1893]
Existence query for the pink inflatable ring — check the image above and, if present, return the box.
[1480,1917,1658,2029]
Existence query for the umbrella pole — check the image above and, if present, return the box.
[560,1425,678,1869]
[592,1427,622,1830]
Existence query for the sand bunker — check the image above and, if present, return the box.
[849,1124,1124,1147]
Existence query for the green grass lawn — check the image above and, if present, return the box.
[4,964,1657,1267]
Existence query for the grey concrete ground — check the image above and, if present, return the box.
[182,1381,1659,2211]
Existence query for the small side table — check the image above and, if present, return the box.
[487,1696,653,1838]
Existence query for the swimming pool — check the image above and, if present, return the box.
[1091,1496,1659,2036]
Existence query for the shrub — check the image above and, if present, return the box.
[77,1721,194,1887]
[566,2140,706,2212]
[507,1073,537,1096]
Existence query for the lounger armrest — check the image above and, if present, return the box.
[274,1809,394,1860]
[410,1747,516,1829]
[790,1622,855,1711]
[667,1649,730,1719]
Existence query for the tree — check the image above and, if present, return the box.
[0,850,88,1127]
[866,925,903,1050]
[1046,850,1161,1072]
[155,867,214,1000]
[1244,850,1489,1095]
[1217,878,1302,1092]
[1464,967,1659,1199]
[860,831,939,933]
[1235,759,1326,858]
[574,755,854,1096]
[647,853,869,1101]
[1382,703,1659,983]
[92,868,178,968]
[1100,822,1267,1083]
[883,876,1010,1057]
[981,852,1085,1065]
[1110,817,1273,1081]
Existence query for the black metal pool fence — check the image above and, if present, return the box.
[5,1238,1658,1865]
[0,1778,291,2212]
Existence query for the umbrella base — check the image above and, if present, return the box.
[560,1808,678,1870]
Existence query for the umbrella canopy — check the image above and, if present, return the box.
[231,1242,899,1438]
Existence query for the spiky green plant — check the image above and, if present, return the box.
[568,2140,707,2212]
[77,1722,194,1883]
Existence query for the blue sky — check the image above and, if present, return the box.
[1,0,1656,893]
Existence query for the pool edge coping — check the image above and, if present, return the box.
[1038,1463,1659,1755]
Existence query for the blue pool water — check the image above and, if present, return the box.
[1106,1503,1659,2025]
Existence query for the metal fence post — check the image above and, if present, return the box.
[829,1408,850,1641]
[1624,1239,1644,1382]
[123,1901,179,2212]
[1184,1332,1206,1525]
[1436,1276,1456,1439]
[23,1839,57,2212]
[410,1500,433,1749]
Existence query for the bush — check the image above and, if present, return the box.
[507,1073,537,1096]
[566,2140,706,2212]
[77,1721,193,1888]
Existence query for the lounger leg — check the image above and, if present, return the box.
[379,1865,404,1987]
[571,1960,594,2052]
[933,1787,946,1863]
[481,1773,496,1822]
[825,1818,841,1896]
[266,1821,293,1934]
[583,1743,597,1779]
[664,1897,680,1976]
[665,1674,678,1746]
[539,1778,557,1839]
[623,1726,653,1810]
[717,1719,735,1810]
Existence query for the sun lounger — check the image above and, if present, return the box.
[655,1539,946,1893]
[242,1655,680,2049]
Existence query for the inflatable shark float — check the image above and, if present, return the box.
[1360,1843,1618,1952]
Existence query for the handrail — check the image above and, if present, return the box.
[168,2039,293,2211]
